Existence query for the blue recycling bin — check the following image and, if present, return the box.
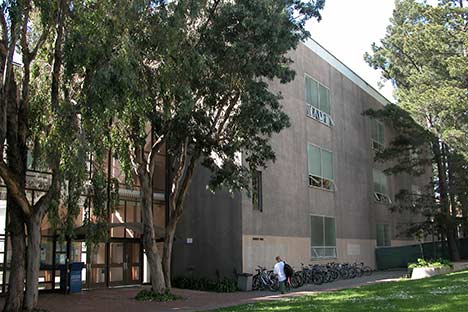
[68,262,85,293]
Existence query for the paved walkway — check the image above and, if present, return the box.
[4,271,406,312]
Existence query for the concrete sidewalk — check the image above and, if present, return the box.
[2,271,406,312]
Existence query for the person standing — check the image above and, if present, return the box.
[274,256,287,294]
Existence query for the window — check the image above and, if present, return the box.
[376,224,391,247]
[373,169,391,203]
[305,75,332,126]
[371,119,384,150]
[252,171,262,212]
[311,215,336,258]
[307,144,334,191]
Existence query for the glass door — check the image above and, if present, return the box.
[109,241,141,286]
[88,243,106,288]
[125,242,141,284]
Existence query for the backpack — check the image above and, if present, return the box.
[283,261,294,278]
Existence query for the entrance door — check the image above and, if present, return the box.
[89,243,107,288]
[109,241,141,286]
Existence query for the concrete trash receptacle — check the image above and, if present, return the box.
[237,273,253,291]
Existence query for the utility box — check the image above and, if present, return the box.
[237,273,253,291]
[69,262,85,293]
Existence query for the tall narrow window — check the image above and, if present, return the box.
[305,75,332,126]
[252,171,262,212]
[371,119,384,150]
[373,169,391,203]
[311,215,337,258]
[376,224,391,247]
[307,144,334,191]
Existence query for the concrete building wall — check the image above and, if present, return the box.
[171,167,243,279]
[241,41,428,272]
[175,39,430,277]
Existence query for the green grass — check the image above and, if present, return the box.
[214,270,468,312]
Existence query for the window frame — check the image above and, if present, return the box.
[310,214,337,259]
[370,118,385,151]
[252,170,263,212]
[372,169,391,204]
[307,143,334,191]
[376,223,392,247]
[304,74,333,127]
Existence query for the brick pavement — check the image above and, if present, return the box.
[0,271,406,312]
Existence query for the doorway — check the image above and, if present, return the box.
[109,241,141,286]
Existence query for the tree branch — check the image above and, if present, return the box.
[0,161,31,216]
[32,166,60,218]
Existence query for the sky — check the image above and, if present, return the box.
[306,0,396,101]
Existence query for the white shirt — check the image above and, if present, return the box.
[274,261,286,282]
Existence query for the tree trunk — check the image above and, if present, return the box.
[3,200,25,312]
[23,217,41,311]
[433,140,460,261]
[162,219,177,289]
[139,172,166,293]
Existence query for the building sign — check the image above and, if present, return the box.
[306,104,333,127]
[26,171,52,191]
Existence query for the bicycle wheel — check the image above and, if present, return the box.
[362,266,372,276]
[252,275,260,290]
[355,267,363,278]
[339,269,350,279]
[291,273,303,288]
[312,272,324,285]
[269,278,279,292]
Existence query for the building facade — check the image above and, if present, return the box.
[0,38,429,292]
[172,38,430,279]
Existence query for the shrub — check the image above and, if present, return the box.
[172,275,238,292]
[408,258,453,269]
[135,289,183,302]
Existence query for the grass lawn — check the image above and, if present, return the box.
[214,270,468,312]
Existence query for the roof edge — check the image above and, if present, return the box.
[303,37,394,107]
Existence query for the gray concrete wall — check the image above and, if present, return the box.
[171,166,243,279]
[241,42,429,271]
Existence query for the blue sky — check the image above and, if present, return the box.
[306,0,396,101]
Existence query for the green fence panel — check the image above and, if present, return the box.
[375,239,467,270]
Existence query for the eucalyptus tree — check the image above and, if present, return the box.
[365,0,468,260]
[0,1,100,311]
[68,0,325,293]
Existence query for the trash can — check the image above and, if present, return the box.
[237,273,253,291]
[69,262,85,293]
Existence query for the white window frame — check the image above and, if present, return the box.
[310,214,337,259]
[307,143,334,191]
[370,119,384,151]
[376,223,392,247]
[304,74,333,127]
[373,169,391,204]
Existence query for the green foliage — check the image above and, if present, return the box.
[172,275,238,293]
[365,0,468,160]
[408,258,453,269]
[135,289,183,302]
[65,0,325,194]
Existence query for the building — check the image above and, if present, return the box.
[172,38,430,279]
[0,38,429,292]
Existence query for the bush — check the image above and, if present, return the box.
[408,258,453,269]
[172,275,238,292]
[135,289,183,302]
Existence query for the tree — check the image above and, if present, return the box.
[67,0,325,293]
[0,1,104,311]
[365,0,468,261]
